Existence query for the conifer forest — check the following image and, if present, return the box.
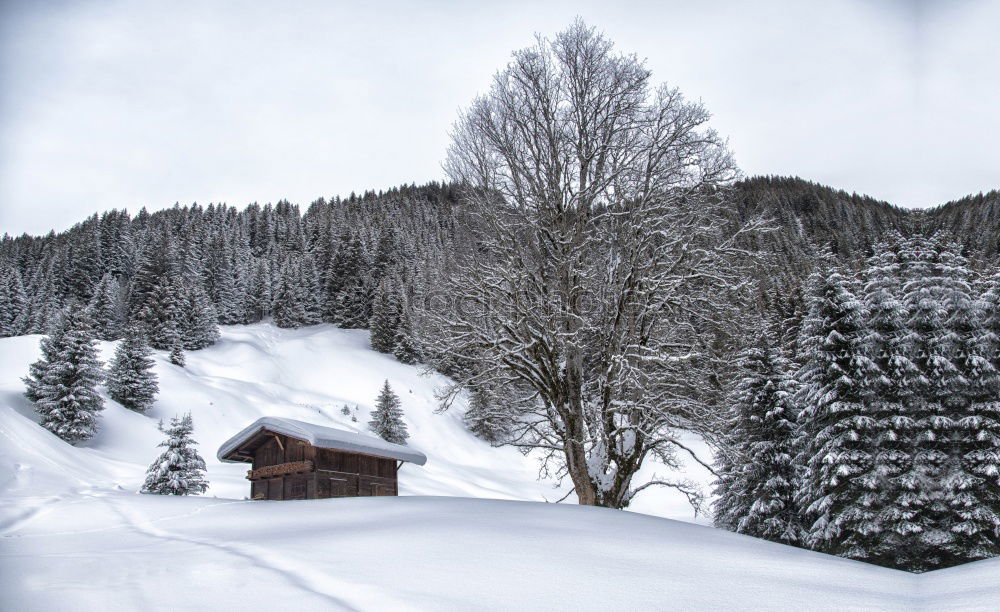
[4,174,999,571]
[2,15,999,589]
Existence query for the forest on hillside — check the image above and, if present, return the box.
[4,19,999,574]
[3,175,999,573]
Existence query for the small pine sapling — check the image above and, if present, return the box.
[141,413,209,495]
[368,380,409,444]
[169,339,186,367]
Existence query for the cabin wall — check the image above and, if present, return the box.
[248,434,398,500]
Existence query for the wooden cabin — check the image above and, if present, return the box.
[217,417,427,501]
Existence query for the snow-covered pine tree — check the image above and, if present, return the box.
[938,246,998,565]
[392,304,422,365]
[901,237,965,569]
[138,276,185,350]
[245,259,272,323]
[860,242,923,568]
[324,229,357,322]
[337,279,371,328]
[712,328,801,546]
[216,264,245,325]
[299,254,323,325]
[369,278,400,353]
[272,256,309,328]
[63,216,104,303]
[957,271,1000,561]
[129,229,178,319]
[169,340,186,367]
[178,278,220,349]
[24,262,62,334]
[204,233,241,324]
[794,270,881,561]
[228,229,253,324]
[107,325,159,413]
[98,209,135,280]
[369,380,409,445]
[22,308,105,443]
[85,273,124,340]
[140,413,209,495]
[372,227,397,286]
[0,266,28,337]
[462,387,511,444]
[329,232,371,328]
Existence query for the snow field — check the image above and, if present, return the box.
[2,323,998,610]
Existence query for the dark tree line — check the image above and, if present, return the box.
[0,183,463,360]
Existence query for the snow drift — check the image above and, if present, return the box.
[1,324,998,610]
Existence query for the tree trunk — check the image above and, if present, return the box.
[560,366,599,506]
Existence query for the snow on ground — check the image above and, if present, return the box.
[2,323,999,610]
[0,323,707,519]
[4,493,999,611]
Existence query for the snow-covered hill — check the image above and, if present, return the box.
[4,492,999,611]
[0,323,709,523]
[2,324,999,610]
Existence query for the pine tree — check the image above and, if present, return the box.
[25,263,62,334]
[328,232,371,327]
[369,380,408,444]
[140,413,209,495]
[22,309,105,443]
[713,331,801,546]
[205,233,242,324]
[392,306,422,365]
[337,279,371,329]
[936,246,998,565]
[107,325,159,413]
[64,216,104,303]
[138,277,185,350]
[372,227,397,285]
[369,279,399,352]
[300,255,323,325]
[324,229,357,322]
[901,238,965,569]
[169,337,186,367]
[794,270,882,560]
[0,266,28,337]
[245,259,272,323]
[179,278,220,350]
[129,229,178,319]
[85,273,124,340]
[272,257,309,328]
[861,244,922,568]
[462,387,511,444]
[956,272,1000,561]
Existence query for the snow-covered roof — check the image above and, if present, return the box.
[217,416,427,465]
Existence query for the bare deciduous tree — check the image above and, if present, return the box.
[430,20,763,508]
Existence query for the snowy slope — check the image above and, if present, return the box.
[4,493,999,611]
[0,323,708,520]
[3,323,999,610]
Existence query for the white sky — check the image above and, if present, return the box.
[1,0,998,235]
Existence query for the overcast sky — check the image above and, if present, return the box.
[1,0,998,235]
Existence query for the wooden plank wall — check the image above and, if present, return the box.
[250,434,399,500]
